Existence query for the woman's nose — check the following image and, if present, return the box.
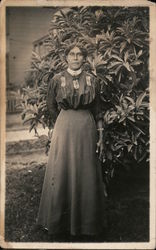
[74,54,78,60]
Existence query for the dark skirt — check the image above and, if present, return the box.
[37,109,107,235]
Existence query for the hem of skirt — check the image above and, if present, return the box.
[37,223,105,236]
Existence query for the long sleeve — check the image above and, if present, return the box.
[47,77,60,126]
[90,78,104,123]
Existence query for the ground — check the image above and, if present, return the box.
[4,139,149,243]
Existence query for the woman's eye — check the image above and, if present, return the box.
[69,53,82,57]
[69,53,75,56]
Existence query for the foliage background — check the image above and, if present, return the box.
[21,6,149,179]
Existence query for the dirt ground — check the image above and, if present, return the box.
[4,140,149,243]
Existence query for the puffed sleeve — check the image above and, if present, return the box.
[90,77,104,123]
[47,76,60,126]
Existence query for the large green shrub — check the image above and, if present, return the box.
[21,7,149,179]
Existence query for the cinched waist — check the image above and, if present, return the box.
[60,108,91,114]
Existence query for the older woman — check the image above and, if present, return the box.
[37,44,107,238]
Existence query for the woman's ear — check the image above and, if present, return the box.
[83,57,87,64]
[82,56,86,63]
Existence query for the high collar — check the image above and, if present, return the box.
[67,67,82,76]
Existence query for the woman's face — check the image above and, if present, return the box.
[66,47,84,70]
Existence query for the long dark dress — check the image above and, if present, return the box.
[37,70,107,235]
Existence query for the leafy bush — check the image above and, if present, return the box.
[21,7,149,179]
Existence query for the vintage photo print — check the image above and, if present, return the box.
[0,0,156,249]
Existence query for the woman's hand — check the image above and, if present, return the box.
[96,138,106,162]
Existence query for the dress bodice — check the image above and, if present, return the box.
[47,70,103,124]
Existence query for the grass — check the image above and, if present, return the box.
[5,151,149,243]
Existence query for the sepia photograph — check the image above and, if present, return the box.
[0,0,156,249]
